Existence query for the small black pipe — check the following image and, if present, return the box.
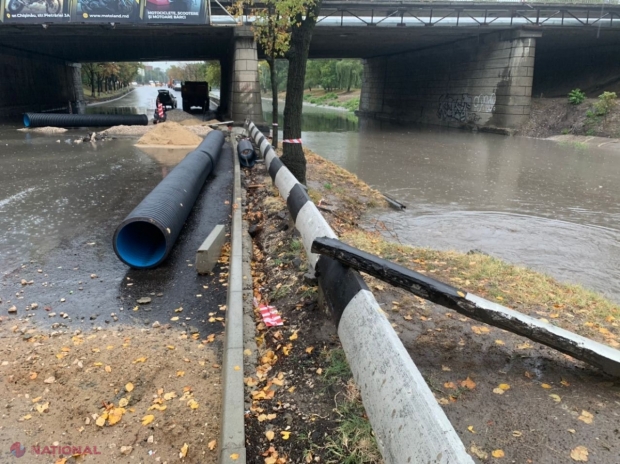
[113,130,226,269]
[24,113,148,128]
[237,139,257,168]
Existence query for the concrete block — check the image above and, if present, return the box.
[196,225,226,274]
[234,71,259,83]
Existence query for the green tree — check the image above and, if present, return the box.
[249,0,292,148]
[205,61,221,89]
[336,59,362,92]
[305,59,321,91]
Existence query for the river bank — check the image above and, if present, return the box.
[243,144,620,463]
[263,89,361,112]
[522,97,620,139]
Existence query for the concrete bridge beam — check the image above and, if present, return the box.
[226,26,264,124]
[358,29,541,133]
[0,47,84,119]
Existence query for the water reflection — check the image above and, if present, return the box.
[263,101,358,132]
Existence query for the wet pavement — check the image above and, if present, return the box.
[265,103,620,303]
[0,92,232,334]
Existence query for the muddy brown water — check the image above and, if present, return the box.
[266,105,620,303]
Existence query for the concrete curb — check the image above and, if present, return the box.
[246,121,474,464]
[218,135,246,464]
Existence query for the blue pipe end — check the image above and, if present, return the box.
[115,221,167,269]
[23,114,31,128]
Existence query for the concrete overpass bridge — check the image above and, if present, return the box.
[1,0,620,131]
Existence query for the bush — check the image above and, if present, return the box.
[568,89,586,105]
[593,91,617,116]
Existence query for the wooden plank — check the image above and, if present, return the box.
[311,236,620,377]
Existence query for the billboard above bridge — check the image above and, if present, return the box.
[3,0,70,22]
[1,0,208,23]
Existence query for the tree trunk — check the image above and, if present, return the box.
[281,2,322,185]
[268,57,279,149]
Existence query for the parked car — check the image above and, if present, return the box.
[157,89,177,109]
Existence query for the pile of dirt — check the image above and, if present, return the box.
[100,125,151,137]
[164,109,199,123]
[136,121,203,146]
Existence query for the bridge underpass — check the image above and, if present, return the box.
[1,1,620,131]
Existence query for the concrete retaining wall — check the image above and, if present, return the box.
[0,49,81,118]
[359,30,540,132]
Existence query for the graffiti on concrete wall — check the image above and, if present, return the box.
[437,92,495,123]
[473,93,496,113]
[437,94,472,122]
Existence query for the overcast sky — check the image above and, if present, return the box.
[144,61,202,70]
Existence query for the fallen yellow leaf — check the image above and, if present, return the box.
[495,340,505,345]
[188,399,199,409]
[467,425,476,433]
[177,371,185,377]
[549,394,562,403]
[171,316,179,321]
[95,416,106,427]
[125,382,134,392]
[208,440,217,451]
[266,430,275,441]
[132,357,147,364]
[29,372,37,380]
[570,446,588,462]
[148,404,167,411]
[36,402,49,414]
[180,443,189,458]
[289,330,298,341]
[305,346,314,354]
[119,398,129,407]
[492,449,505,458]
[578,410,593,424]
[461,377,476,390]
[281,431,291,440]
[141,415,155,426]
[107,407,125,425]
[105,365,112,373]
[541,383,552,389]
[230,453,239,460]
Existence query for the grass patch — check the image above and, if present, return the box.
[311,349,383,464]
[342,229,620,333]
[271,284,291,300]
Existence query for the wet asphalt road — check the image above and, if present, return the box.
[0,112,233,336]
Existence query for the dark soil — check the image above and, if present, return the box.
[521,97,620,139]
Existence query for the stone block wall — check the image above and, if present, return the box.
[0,50,81,118]
[228,27,264,124]
[358,30,540,131]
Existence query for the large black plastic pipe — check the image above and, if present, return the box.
[24,113,148,128]
[113,130,225,269]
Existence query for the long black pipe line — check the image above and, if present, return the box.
[24,113,148,128]
[113,130,225,269]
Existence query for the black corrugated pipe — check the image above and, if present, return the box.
[237,138,257,168]
[113,130,226,269]
[23,113,148,128]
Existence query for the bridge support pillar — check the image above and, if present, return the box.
[0,47,82,119]
[358,29,541,133]
[227,26,264,125]
[69,63,86,115]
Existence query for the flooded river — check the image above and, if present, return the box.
[265,103,620,302]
